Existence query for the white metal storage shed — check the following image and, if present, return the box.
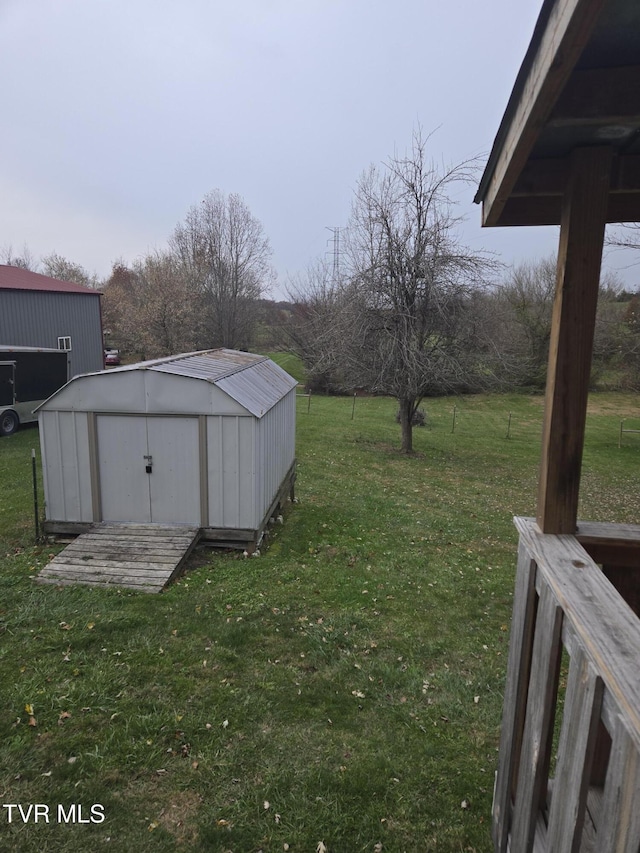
[37,349,297,547]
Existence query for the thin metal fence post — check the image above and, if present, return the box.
[32,448,39,541]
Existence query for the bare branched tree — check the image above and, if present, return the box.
[41,252,99,288]
[102,255,201,359]
[284,260,345,392]
[489,258,628,388]
[1,244,38,270]
[606,223,640,252]
[495,256,557,387]
[133,253,200,357]
[335,130,495,452]
[170,189,274,350]
[101,262,147,356]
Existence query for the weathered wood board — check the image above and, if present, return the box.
[37,523,201,593]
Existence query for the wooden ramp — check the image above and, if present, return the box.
[37,523,201,593]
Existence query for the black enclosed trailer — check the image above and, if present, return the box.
[0,346,69,436]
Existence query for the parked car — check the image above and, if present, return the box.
[104,349,120,366]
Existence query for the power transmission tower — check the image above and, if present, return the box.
[326,226,341,284]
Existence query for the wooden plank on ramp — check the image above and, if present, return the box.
[37,523,201,593]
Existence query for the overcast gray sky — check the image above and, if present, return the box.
[1,0,637,295]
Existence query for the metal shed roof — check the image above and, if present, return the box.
[94,349,297,418]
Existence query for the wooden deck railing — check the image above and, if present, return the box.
[493,517,640,853]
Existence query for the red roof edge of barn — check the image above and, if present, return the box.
[0,265,101,295]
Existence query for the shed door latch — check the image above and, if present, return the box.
[144,454,153,474]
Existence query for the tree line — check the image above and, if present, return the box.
[283,131,640,451]
[2,188,273,360]
[3,131,639,452]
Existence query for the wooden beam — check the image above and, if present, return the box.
[537,146,612,534]
[512,155,640,198]
[496,191,640,226]
[496,155,640,226]
[549,66,640,125]
[481,0,608,227]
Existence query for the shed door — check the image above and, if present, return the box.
[96,415,201,525]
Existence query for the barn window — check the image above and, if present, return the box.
[57,336,72,351]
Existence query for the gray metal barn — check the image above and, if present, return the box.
[0,265,103,377]
[37,349,297,547]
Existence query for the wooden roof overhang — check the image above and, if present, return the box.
[475,0,640,228]
[476,0,640,535]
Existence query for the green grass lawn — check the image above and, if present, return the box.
[262,351,306,385]
[0,393,638,852]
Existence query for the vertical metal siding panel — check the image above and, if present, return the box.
[288,388,296,466]
[258,389,295,523]
[77,412,94,522]
[54,411,92,521]
[272,402,280,503]
[0,291,102,376]
[87,413,101,521]
[60,412,79,520]
[206,416,224,526]
[269,406,275,511]
[267,407,274,513]
[71,413,82,516]
[257,390,295,521]
[236,417,241,524]
[40,411,64,521]
[199,416,209,527]
[257,411,268,522]
[254,414,261,522]
[237,417,255,528]
[38,413,50,520]
[222,416,240,527]
[55,411,68,519]
[252,417,260,529]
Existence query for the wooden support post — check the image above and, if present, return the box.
[537,146,612,534]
